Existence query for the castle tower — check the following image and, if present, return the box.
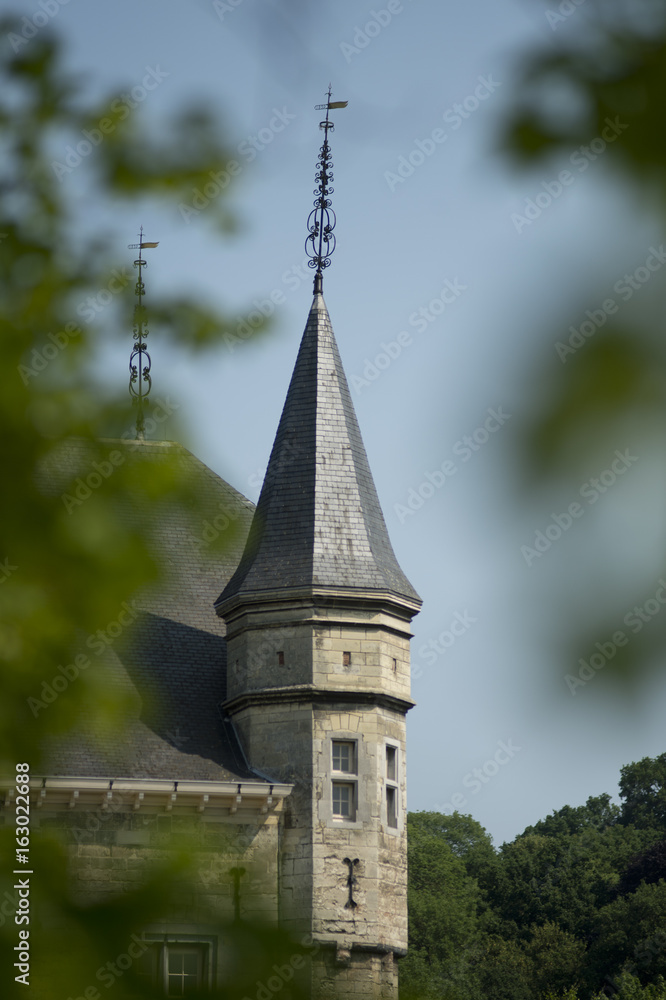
[215,94,421,999]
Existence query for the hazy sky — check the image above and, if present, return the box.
[30,0,666,844]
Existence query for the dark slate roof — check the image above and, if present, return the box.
[216,292,421,608]
[40,439,264,783]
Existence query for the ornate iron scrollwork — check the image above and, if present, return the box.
[126,226,158,438]
[305,86,347,292]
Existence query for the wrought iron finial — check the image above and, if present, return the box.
[306,85,348,293]
[126,226,159,439]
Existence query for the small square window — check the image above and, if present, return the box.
[386,786,398,828]
[332,740,356,773]
[167,947,203,996]
[332,781,355,820]
[342,651,351,667]
[136,942,208,996]
[277,651,284,666]
[386,745,397,782]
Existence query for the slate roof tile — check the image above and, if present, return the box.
[40,439,263,783]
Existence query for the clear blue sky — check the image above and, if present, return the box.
[32,0,666,844]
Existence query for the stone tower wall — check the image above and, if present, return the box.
[224,597,416,998]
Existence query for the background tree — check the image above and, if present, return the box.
[400,813,486,999]
[404,757,666,1000]
[620,754,666,830]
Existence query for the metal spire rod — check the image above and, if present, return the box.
[305,85,348,293]
[126,226,159,439]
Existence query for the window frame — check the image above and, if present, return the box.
[332,739,356,775]
[137,935,215,995]
[331,779,356,821]
[386,785,398,829]
[385,742,400,831]
[330,738,359,823]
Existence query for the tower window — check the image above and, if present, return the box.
[332,781,355,820]
[386,744,399,829]
[332,740,356,774]
[342,651,351,667]
[277,651,284,666]
[386,786,398,828]
[392,657,397,672]
[386,745,397,782]
[331,739,358,822]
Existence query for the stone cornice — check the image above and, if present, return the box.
[223,684,416,716]
[217,586,421,638]
[1,776,292,816]
[218,584,421,615]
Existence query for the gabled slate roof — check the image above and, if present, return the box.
[41,438,263,783]
[216,292,421,609]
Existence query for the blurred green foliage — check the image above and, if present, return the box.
[500,0,666,687]
[0,16,305,999]
[0,14,257,772]
[402,755,666,1000]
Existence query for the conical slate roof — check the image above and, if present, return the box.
[216,291,421,608]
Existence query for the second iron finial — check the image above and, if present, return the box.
[305,85,348,293]
[127,226,159,439]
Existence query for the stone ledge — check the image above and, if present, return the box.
[223,686,415,716]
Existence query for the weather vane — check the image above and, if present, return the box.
[126,226,159,438]
[305,85,348,293]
